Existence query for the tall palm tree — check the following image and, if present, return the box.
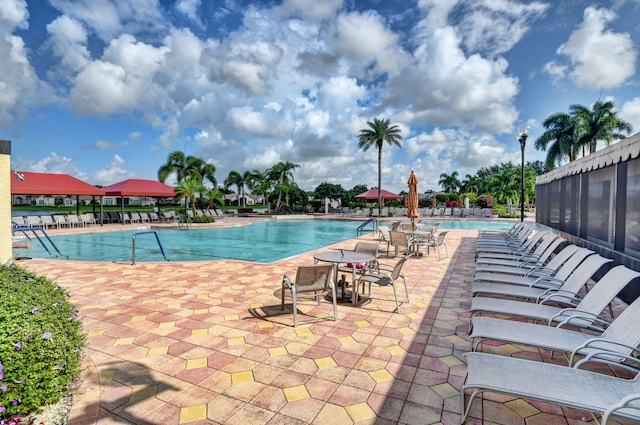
[570,100,633,155]
[438,171,460,193]
[461,174,483,194]
[267,161,299,211]
[357,118,403,216]
[224,170,256,207]
[158,151,217,186]
[534,112,578,171]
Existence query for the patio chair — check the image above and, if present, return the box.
[378,226,391,255]
[389,231,413,257]
[471,254,611,302]
[425,230,449,259]
[40,215,56,229]
[461,352,640,424]
[280,264,337,327]
[338,242,379,277]
[11,216,25,228]
[24,215,43,228]
[469,265,637,329]
[356,256,409,312]
[80,213,96,226]
[472,246,593,290]
[469,269,640,364]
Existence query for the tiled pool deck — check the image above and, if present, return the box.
[16,220,626,424]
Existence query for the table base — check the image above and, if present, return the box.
[325,290,360,304]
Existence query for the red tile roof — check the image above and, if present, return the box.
[103,179,175,197]
[11,172,105,196]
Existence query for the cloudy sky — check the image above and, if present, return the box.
[2,0,639,193]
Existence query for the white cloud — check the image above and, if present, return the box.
[176,0,202,26]
[46,15,90,78]
[92,154,135,185]
[556,6,636,89]
[49,0,166,41]
[276,0,343,21]
[327,10,409,76]
[620,98,640,134]
[385,26,519,134]
[24,152,88,181]
[0,0,29,31]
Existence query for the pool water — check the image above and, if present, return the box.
[16,219,515,262]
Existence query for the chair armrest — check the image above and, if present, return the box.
[282,275,294,289]
[603,393,640,424]
[555,314,610,332]
[549,308,609,328]
[574,349,640,373]
[537,290,581,305]
[571,338,640,366]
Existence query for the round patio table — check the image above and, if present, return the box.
[313,250,375,304]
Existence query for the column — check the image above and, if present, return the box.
[0,140,12,263]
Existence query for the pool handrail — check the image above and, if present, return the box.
[356,217,378,236]
[132,230,169,265]
[12,223,63,257]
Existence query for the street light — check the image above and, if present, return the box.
[517,124,530,222]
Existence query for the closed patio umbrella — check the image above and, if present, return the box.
[407,171,419,226]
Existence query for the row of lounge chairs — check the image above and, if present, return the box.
[11,210,194,229]
[346,207,495,218]
[460,222,640,424]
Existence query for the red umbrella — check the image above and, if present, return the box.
[407,171,419,221]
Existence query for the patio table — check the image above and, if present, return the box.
[313,250,375,304]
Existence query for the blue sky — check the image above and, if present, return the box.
[2,0,639,193]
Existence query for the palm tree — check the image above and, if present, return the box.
[570,100,633,155]
[358,118,403,216]
[224,170,256,207]
[534,112,578,171]
[438,171,460,193]
[158,151,217,186]
[267,161,299,211]
[247,171,271,206]
[174,176,206,217]
[204,186,224,212]
[461,174,482,194]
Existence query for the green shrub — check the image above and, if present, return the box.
[0,264,85,419]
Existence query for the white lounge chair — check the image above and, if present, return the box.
[461,352,640,424]
[475,235,563,268]
[469,265,637,329]
[471,254,611,302]
[469,271,640,363]
[471,246,593,291]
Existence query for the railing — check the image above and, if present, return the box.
[177,213,191,229]
[356,217,378,236]
[12,223,63,257]
[131,230,169,265]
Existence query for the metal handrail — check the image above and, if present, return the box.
[356,217,378,236]
[12,224,63,257]
[132,230,169,265]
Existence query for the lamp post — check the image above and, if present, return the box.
[517,125,530,222]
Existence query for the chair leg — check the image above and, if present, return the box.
[391,284,400,312]
[292,287,298,327]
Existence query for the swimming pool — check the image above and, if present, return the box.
[16,219,515,262]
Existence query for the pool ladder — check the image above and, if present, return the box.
[131,230,169,264]
[12,223,64,258]
[356,217,378,236]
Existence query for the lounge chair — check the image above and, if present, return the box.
[52,215,68,228]
[474,235,565,269]
[469,265,636,329]
[40,215,56,229]
[474,243,579,284]
[461,352,640,424]
[475,228,544,255]
[280,264,337,327]
[356,257,409,312]
[24,215,43,228]
[80,213,96,226]
[11,216,25,227]
[469,270,640,363]
[471,254,611,301]
[471,246,592,290]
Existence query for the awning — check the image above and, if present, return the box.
[354,189,403,201]
[103,179,175,197]
[11,171,105,196]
